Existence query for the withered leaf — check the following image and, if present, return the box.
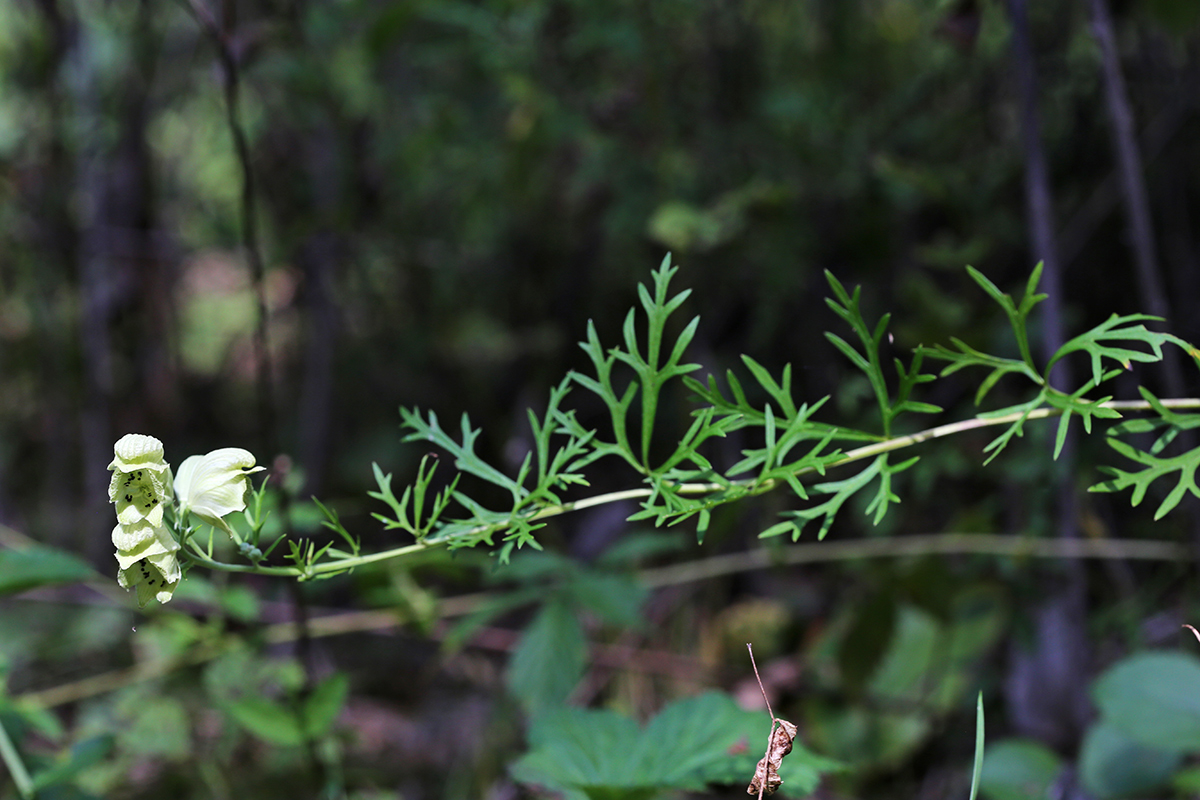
[747,718,797,796]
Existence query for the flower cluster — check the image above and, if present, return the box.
[108,434,180,606]
[108,434,266,606]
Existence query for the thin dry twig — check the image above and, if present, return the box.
[746,643,797,798]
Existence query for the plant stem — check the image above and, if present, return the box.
[194,397,1200,576]
[639,532,1187,587]
[15,531,1186,711]
[0,716,34,800]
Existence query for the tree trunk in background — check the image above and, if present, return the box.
[1087,0,1200,555]
[1086,0,1187,398]
[297,231,339,498]
[25,0,78,544]
[1007,0,1066,369]
[1002,0,1091,752]
[69,3,117,562]
[75,0,161,563]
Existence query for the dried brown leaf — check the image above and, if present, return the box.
[747,718,797,796]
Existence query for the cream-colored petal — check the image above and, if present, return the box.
[173,454,201,500]
[112,521,177,565]
[175,448,265,524]
[110,465,170,507]
[108,434,170,474]
[116,497,165,527]
[146,548,182,583]
[115,475,165,518]
[117,557,180,606]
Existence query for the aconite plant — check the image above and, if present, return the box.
[108,256,1200,603]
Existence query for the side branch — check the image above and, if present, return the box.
[192,398,1200,576]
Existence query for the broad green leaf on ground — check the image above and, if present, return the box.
[805,590,1006,771]
[565,572,647,628]
[1092,651,1200,750]
[1078,721,1183,799]
[224,696,305,747]
[978,739,1061,800]
[506,599,587,716]
[510,692,839,800]
[301,673,349,739]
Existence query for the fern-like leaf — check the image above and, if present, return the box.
[1089,437,1200,520]
[1047,313,1177,387]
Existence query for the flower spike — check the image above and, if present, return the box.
[108,434,180,606]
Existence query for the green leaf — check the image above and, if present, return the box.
[0,546,94,596]
[302,673,349,739]
[780,456,886,540]
[511,692,839,798]
[1044,384,1123,460]
[824,271,893,432]
[224,696,306,746]
[825,331,872,376]
[922,338,1040,404]
[29,734,112,792]
[864,455,918,525]
[1047,313,1175,388]
[506,599,587,716]
[1092,652,1200,750]
[965,263,1046,370]
[565,572,647,628]
[1106,388,1200,454]
[1079,721,1183,799]
[979,739,1062,800]
[685,371,872,444]
[978,394,1046,465]
[572,322,640,469]
[741,355,797,418]
[369,455,459,539]
[1088,437,1200,519]
[725,399,840,485]
[889,349,942,428]
[969,693,985,800]
[512,706,646,796]
[401,409,527,501]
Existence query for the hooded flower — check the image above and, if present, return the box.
[174,447,265,536]
[108,434,180,606]
[108,434,172,525]
[115,521,181,605]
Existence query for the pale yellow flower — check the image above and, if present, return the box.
[107,434,172,520]
[174,447,265,537]
[108,434,179,606]
[116,543,181,606]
